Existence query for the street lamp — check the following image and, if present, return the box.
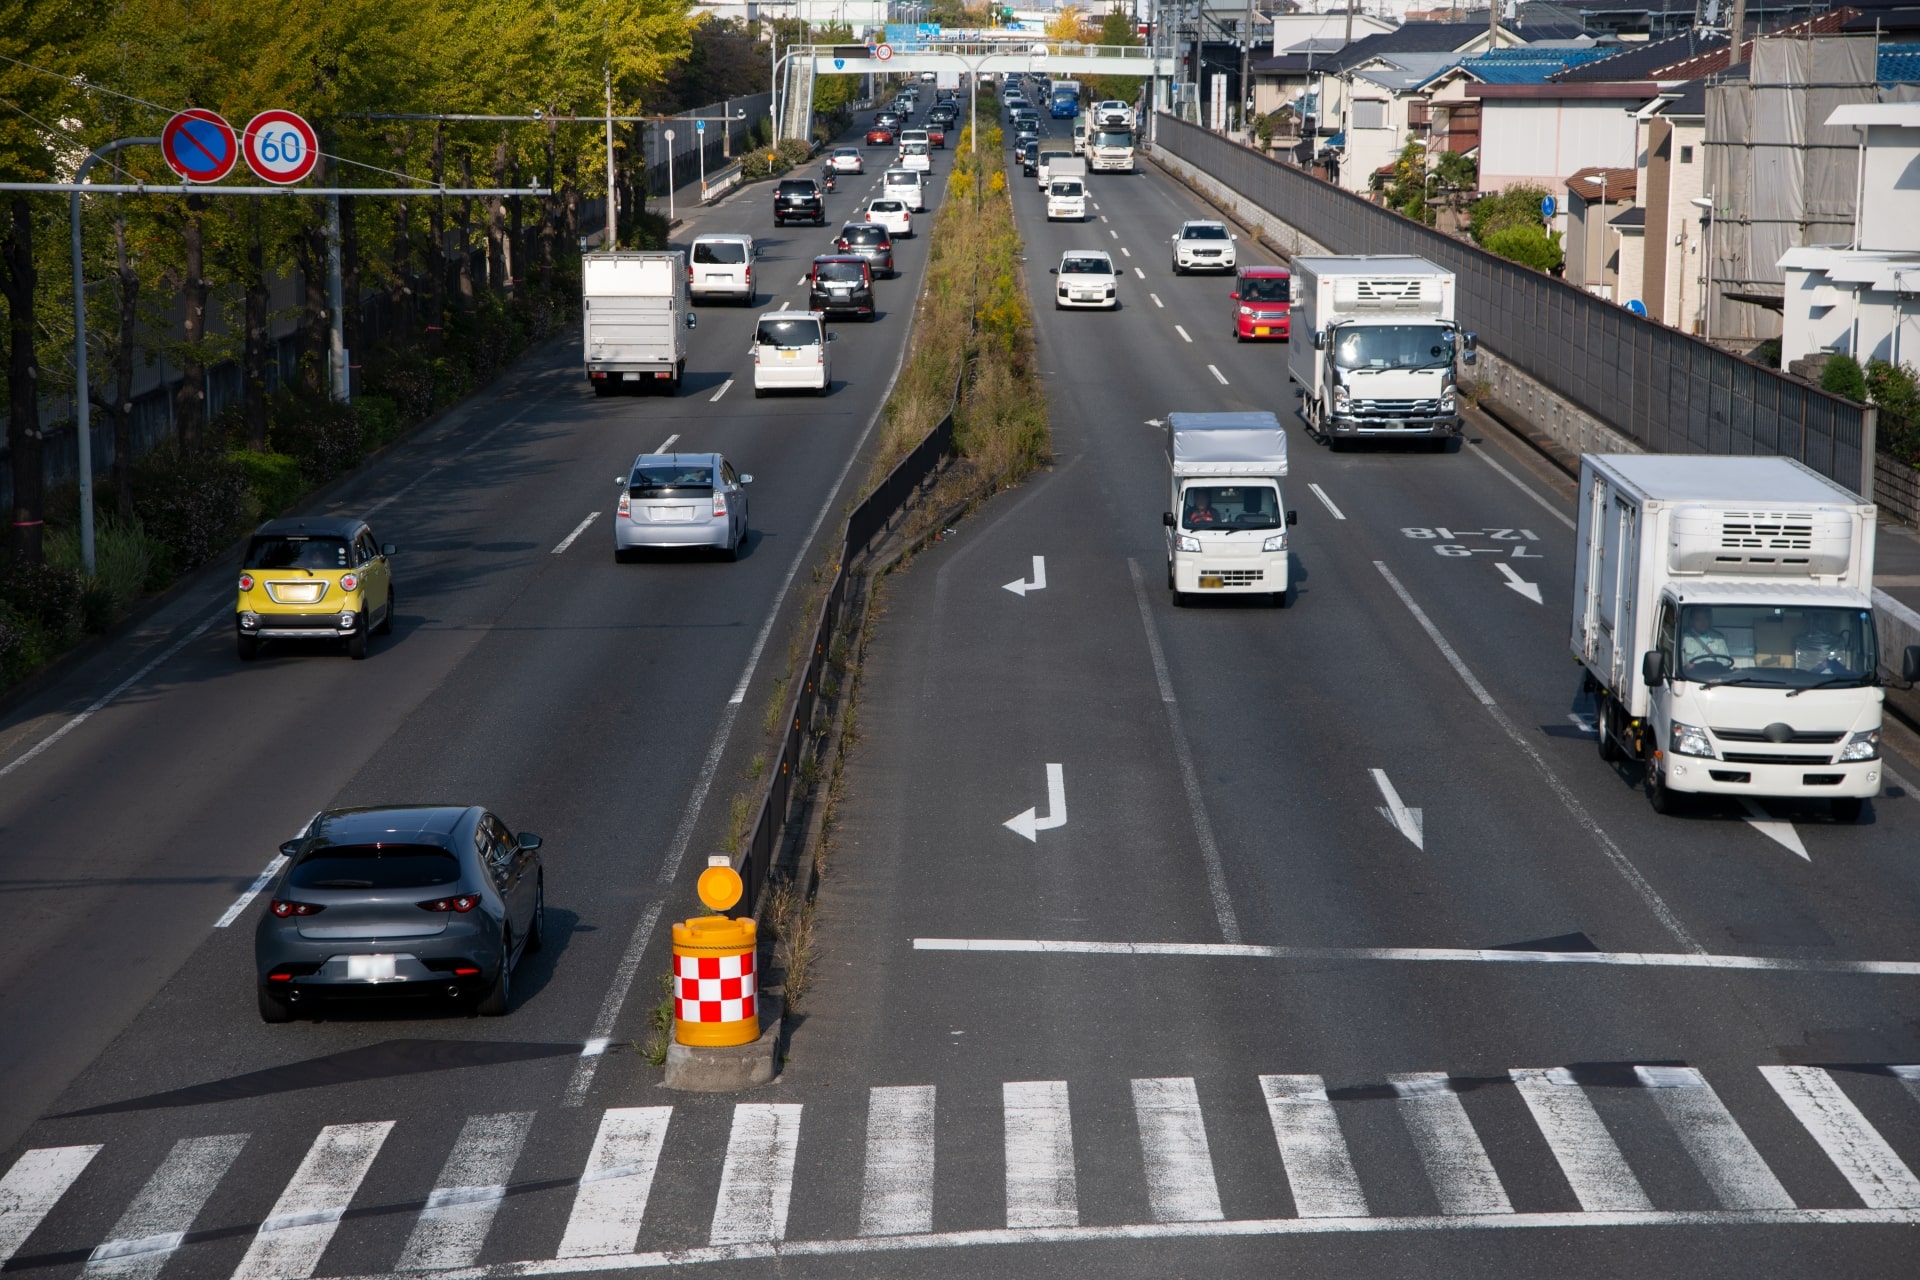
[1690,192,1715,342]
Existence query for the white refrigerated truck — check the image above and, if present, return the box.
[1573,453,1917,820]
[1287,255,1472,448]
[1162,412,1299,607]
[582,251,698,395]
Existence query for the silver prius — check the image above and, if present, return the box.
[254,806,544,1021]
[613,452,752,562]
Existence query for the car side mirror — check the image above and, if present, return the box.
[828,333,837,342]
[1231,233,1239,241]
[1286,510,1299,526]
[1312,332,1326,351]
[1905,644,1920,683]
[741,474,753,485]
[1049,267,1059,274]
[1162,512,1176,527]
[686,313,698,329]
[516,832,543,853]
[279,840,301,858]
[381,543,396,557]
[1642,650,1668,688]
[1463,350,1478,366]
[1228,292,1239,301]
[1463,332,1477,351]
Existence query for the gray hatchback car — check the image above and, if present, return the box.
[254,806,544,1021]
[613,453,752,562]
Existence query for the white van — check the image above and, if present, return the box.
[688,234,755,305]
[751,311,832,397]
[1046,178,1087,221]
[883,168,927,212]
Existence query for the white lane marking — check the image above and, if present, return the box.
[1002,555,1047,597]
[1509,1069,1651,1212]
[1391,1073,1513,1215]
[1373,561,1701,952]
[911,936,1920,974]
[860,1087,936,1236]
[214,855,288,929]
[1004,1081,1078,1229]
[1260,1076,1368,1218]
[710,1105,804,1245]
[1307,483,1346,520]
[710,379,735,403]
[1150,293,1164,308]
[1127,560,1242,943]
[1132,1078,1225,1223]
[399,1113,535,1271]
[1004,763,1067,842]
[653,434,680,454]
[0,1146,102,1266]
[1495,561,1543,605]
[552,513,600,556]
[795,275,807,286]
[1370,769,1424,850]
[85,1134,247,1280]
[779,299,792,311]
[1121,247,1132,258]
[231,1121,394,1280]
[562,902,663,1107]
[1100,214,1108,222]
[1207,364,1228,386]
[1108,229,1117,240]
[1634,1066,1794,1210]
[1760,1066,1920,1208]
[1468,443,1576,531]
[1134,267,1145,279]
[0,610,221,782]
[557,1108,673,1257]
[1174,325,1192,343]
[580,1038,610,1057]
[1739,799,1810,861]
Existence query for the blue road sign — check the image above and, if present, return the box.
[1626,299,1648,317]
[1540,194,1556,220]
[835,58,846,69]
[161,109,238,183]
[696,119,706,132]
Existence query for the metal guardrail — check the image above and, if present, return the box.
[1151,115,1878,498]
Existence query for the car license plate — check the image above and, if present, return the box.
[1199,575,1225,590]
[1254,326,1270,337]
[348,955,397,981]
[654,506,695,522]
[781,350,798,360]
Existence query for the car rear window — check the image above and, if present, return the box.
[778,181,817,195]
[246,536,350,571]
[885,170,916,184]
[815,260,867,283]
[871,200,904,213]
[842,225,888,245]
[758,318,822,347]
[289,844,462,890]
[693,240,746,264]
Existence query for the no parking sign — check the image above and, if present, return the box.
[243,109,320,184]
[160,109,238,183]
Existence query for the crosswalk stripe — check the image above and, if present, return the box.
[1003,1081,1078,1228]
[1132,1077,1225,1223]
[1635,1066,1794,1210]
[1390,1073,1514,1215]
[0,1145,102,1266]
[1510,1068,1651,1212]
[1760,1066,1920,1209]
[1259,1075,1368,1218]
[85,1133,247,1279]
[709,1104,803,1245]
[859,1086,935,1236]
[398,1111,535,1269]
[230,1120,393,1280]
[556,1107,673,1258]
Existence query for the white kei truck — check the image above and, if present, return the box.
[1161,413,1299,607]
[1574,453,1918,820]
[1287,255,1473,448]
[582,251,698,396]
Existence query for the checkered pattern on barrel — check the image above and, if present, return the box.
[673,950,757,1023]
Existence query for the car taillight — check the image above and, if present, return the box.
[618,494,632,516]
[270,900,325,917]
[340,573,358,592]
[418,894,482,913]
[238,573,254,591]
[713,493,729,518]
[744,266,752,281]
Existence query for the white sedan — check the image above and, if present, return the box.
[828,147,864,174]
[1051,249,1118,310]
[866,199,913,238]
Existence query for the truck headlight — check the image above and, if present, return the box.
[1838,729,1880,762]
[1262,534,1287,552]
[1440,392,1457,413]
[1176,534,1201,553]
[1670,721,1716,759]
[1332,387,1351,410]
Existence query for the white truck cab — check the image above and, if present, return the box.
[1162,413,1298,607]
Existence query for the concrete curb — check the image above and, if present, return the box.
[663,993,784,1091]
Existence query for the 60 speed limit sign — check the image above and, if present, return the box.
[242,109,319,184]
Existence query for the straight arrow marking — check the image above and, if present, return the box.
[1003,556,1048,597]
[1496,562,1543,605]
[1370,769,1424,850]
[1740,799,1810,861]
[1005,763,1067,842]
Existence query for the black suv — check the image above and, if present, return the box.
[808,255,875,320]
[774,179,825,227]
[1020,140,1040,176]
[834,223,895,279]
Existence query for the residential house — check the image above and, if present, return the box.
[1463,49,1652,205]
[1612,79,1711,328]
[1565,166,1637,297]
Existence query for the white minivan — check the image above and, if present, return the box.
[688,234,755,305]
[751,311,832,397]
[1046,178,1087,221]
[883,168,927,212]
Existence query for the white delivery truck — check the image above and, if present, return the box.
[1162,412,1299,607]
[582,251,698,395]
[1287,255,1472,448]
[1087,125,1136,172]
[1574,454,1917,820]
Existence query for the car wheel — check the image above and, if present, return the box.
[723,528,743,562]
[375,587,395,636]
[591,381,616,398]
[258,983,293,1023]
[346,617,369,660]
[477,930,512,1016]
[1596,695,1623,764]
[817,381,829,397]
[754,385,766,399]
[1831,797,1864,823]
[1647,766,1681,815]
[237,632,259,662]
[526,876,546,953]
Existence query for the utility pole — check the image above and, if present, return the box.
[1488,0,1499,49]
[1241,0,1255,137]
[605,67,617,249]
[327,194,348,402]
[1726,0,1748,51]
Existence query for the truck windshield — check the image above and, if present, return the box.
[1182,485,1280,530]
[1239,277,1290,303]
[1094,131,1133,147]
[1674,604,1878,688]
[1332,324,1455,370]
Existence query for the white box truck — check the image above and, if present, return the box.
[1287,255,1473,448]
[582,251,698,396]
[1087,124,1135,173]
[1574,454,1918,820]
[1162,412,1299,606]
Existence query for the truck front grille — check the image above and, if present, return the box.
[1711,727,1843,744]
[1352,399,1441,416]
[1203,569,1264,586]
[1720,752,1833,766]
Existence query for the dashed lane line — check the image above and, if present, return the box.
[552,512,600,555]
[1121,247,1131,258]
[654,434,679,453]
[1174,325,1192,343]
[1207,365,1228,386]
[1308,483,1346,520]
[1151,294,1164,308]
[1134,268,1145,279]
[710,379,734,403]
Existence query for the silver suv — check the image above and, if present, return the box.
[1171,220,1238,274]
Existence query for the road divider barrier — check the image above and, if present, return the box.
[674,862,759,1047]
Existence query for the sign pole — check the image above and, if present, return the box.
[665,129,676,224]
[605,67,617,250]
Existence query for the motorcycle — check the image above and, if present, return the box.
[822,171,838,194]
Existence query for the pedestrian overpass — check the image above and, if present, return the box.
[804,40,1176,80]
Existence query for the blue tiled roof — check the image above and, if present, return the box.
[1882,42,1920,83]
[1463,47,1613,84]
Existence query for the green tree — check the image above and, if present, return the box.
[1482,224,1563,274]
[1379,139,1430,224]
[1469,181,1553,246]
[1867,358,1920,462]
[1821,352,1867,402]
[1082,7,1144,107]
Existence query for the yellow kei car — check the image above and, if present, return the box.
[236,517,397,661]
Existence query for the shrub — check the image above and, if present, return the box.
[1821,353,1867,402]
[363,349,441,422]
[45,513,160,623]
[353,395,403,452]
[133,445,259,576]
[776,137,812,168]
[0,559,83,644]
[229,449,304,516]
[1482,224,1563,274]
[270,392,364,485]
[1868,358,1920,462]
[1470,183,1554,246]
[0,602,52,685]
